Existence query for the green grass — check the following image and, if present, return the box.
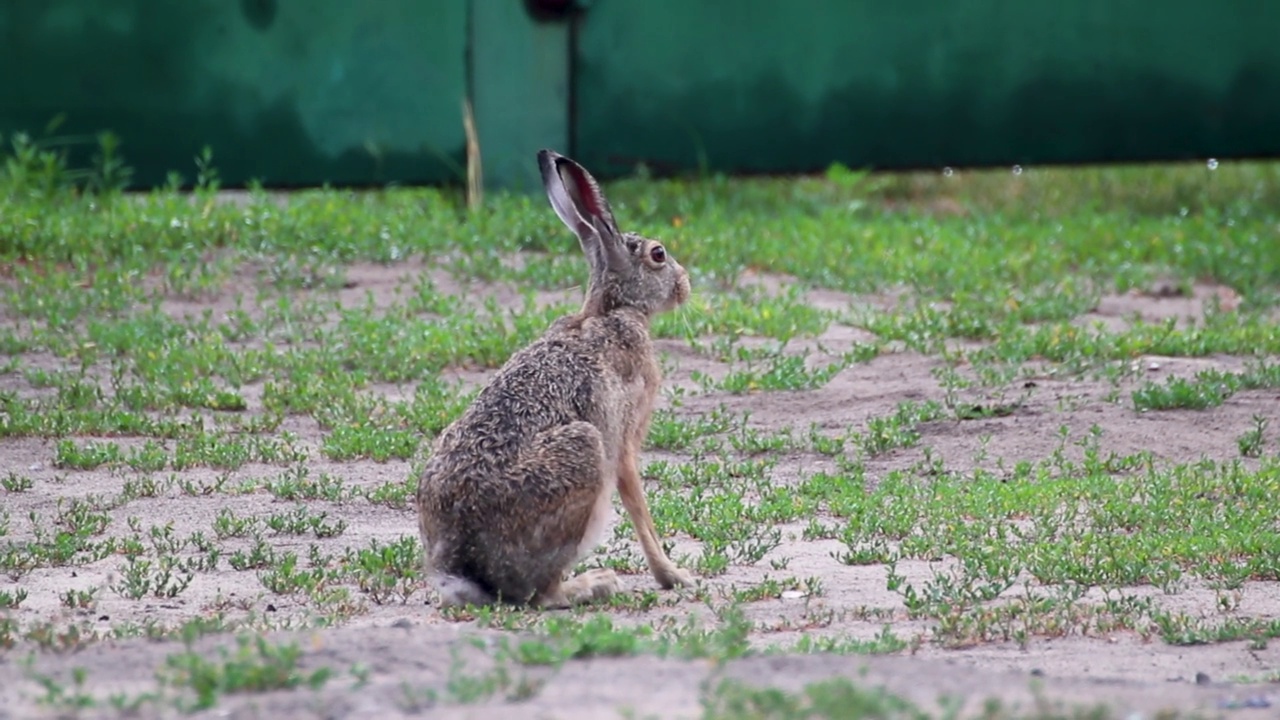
[158,635,333,712]
[698,675,1141,720]
[701,677,935,720]
[2,138,1280,713]
[1131,363,1280,411]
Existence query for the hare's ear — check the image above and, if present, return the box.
[538,149,628,271]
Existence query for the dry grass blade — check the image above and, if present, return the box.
[463,96,483,212]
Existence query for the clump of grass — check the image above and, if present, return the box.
[701,677,933,720]
[1132,363,1280,412]
[1238,416,1268,458]
[159,635,332,712]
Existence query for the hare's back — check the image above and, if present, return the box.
[441,336,604,457]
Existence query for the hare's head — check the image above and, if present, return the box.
[539,150,690,318]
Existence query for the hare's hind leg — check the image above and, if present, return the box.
[535,568,620,609]
[417,504,497,608]
[510,421,620,608]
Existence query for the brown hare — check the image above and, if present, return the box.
[415,149,695,608]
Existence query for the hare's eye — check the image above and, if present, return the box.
[649,245,666,264]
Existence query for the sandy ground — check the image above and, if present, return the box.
[1,623,1277,719]
[1,262,1278,718]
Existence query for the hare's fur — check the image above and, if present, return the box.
[415,150,694,608]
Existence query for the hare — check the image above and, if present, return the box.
[415,149,695,609]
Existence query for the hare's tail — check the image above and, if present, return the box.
[434,573,495,608]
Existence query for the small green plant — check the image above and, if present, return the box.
[213,508,258,539]
[344,535,423,604]
[53,439,123,470]
[701,676,930,720]
[1,473,34,492]
[265,506,348,538]
[1132,374,1232,411]
[160,635,332,712]
[257,551,329,596]
[0,587,29,608]
[28,665,97,713]
[109,556,195,600]
[1238,415,1268,458]
[59,587,100,610]
[1,118,135,198]
[1133,365,1280,412]
[857,400,944,457]
[228,537,276,571]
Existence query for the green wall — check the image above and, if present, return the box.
[574,0,1280,177]
[2,1,1277,189]
[0,1,467,187]
[471,1,570,193]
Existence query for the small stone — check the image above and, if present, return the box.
[392,618,413,629]
[1030,668,1044,677]
[1195,671,1211,685]
[28,463,41,472]
[780,590,807,600]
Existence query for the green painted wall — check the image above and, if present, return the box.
[0,1,467,187]
[471,1,571,193]
[573,0,1280,177]
[3,1,1277,189]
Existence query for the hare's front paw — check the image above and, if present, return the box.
[655,565,695,590]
